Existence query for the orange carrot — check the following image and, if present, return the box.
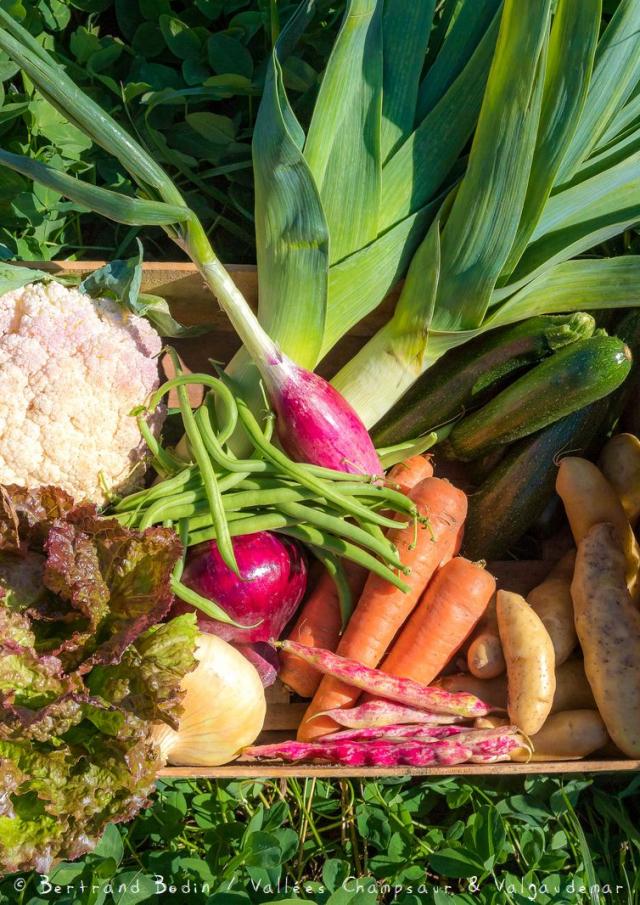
[280,456,433,698]
[297,477,468,741]
[279,562,367,697]
[380,557,496,686]
[386,455,434,496]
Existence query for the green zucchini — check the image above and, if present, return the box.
[614,310,640,437]
[462,399,609,562]
[371,313,595,446]
[446,335,631,462]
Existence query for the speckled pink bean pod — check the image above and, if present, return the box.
[324,724,466,742]
[244,738,492,767]
[276,640,491,717]
[318,700,466,729]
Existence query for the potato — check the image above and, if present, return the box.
[467,595,505,679]
[572,522,640,757]
[556,457,640,593]
[516,711,608,762]
[442,657,594,717]
[551,659,596,713]
[599,433,640,526]
[437,673,508,710]
[496,590,556,735]
[527,572,576,666]
[476,710,607,761]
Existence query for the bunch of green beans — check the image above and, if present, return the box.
[114,351,421,628]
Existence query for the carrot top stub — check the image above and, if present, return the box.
[276,639,491,717]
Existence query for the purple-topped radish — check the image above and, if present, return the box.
[263,355,383,475]
[177,533,307,642]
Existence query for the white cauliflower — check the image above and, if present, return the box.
[0,279,164,504]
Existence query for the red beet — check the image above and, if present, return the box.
[178,532,307,642]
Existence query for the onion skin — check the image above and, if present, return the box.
[269,360,382,476]
[178,532,307,642]
[152,632,266,767]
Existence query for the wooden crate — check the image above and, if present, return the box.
[32,261,640,777]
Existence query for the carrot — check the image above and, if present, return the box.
[279,562,367,697]
[297,477,468,741]
[380,557,496,686]
[280,456,433,698]
[386,455,434,496]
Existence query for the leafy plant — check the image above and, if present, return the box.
[0,0,344,262]
[1,774,638,904]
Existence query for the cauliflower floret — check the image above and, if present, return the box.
[0,279,164,504]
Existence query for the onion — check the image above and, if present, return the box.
[177,532,308,643]
[262,353,383,475]
[151,633,266,767]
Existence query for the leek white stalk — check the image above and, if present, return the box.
[151,633,266,767]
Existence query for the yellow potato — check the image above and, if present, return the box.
[551,659,596,713]
[496,590,556,735]
[572,522,640,757]
[516,711,608,762]
[437,673,508,710]
[599,433,640,526]
[556,457,640,593]
[527,573,576,666]
[467,595,505,679]
[477,710,607,761]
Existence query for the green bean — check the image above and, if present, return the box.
[147,372,239,444]
[170,577,260,628]
[278,502,405,570]
[135,412,187,476]
[308,549,353,630]
[139,485,321,529]
[172,519,189,584]
[336,483,417,515]
[113,465,200,512]
[196,399,271,474]
[235,397,403,530]
[280,525,410,593]
[187,512,298,546]
[167,349,238,575]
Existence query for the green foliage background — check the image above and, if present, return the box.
[0,1,639,903]
[0,0,341,261]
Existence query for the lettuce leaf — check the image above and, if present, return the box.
[0,486,197,874]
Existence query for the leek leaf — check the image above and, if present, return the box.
[321,198,441,358]
[381,0,435,162]
[331,222,441,428]
[0,149,190,226]
[563,119,640,188]
[503,151,640,294]
[555,0,640,183]
[596,81,640,150]
[416,0,502,122]
[432,0,550,330]
[304,0,383,264]
[0,13,176,202]
[500,0,600,278]
[252,0,328,367]
[489,258,640,329]
[379,10,499,232]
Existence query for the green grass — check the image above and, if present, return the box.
[2,774,639,904]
